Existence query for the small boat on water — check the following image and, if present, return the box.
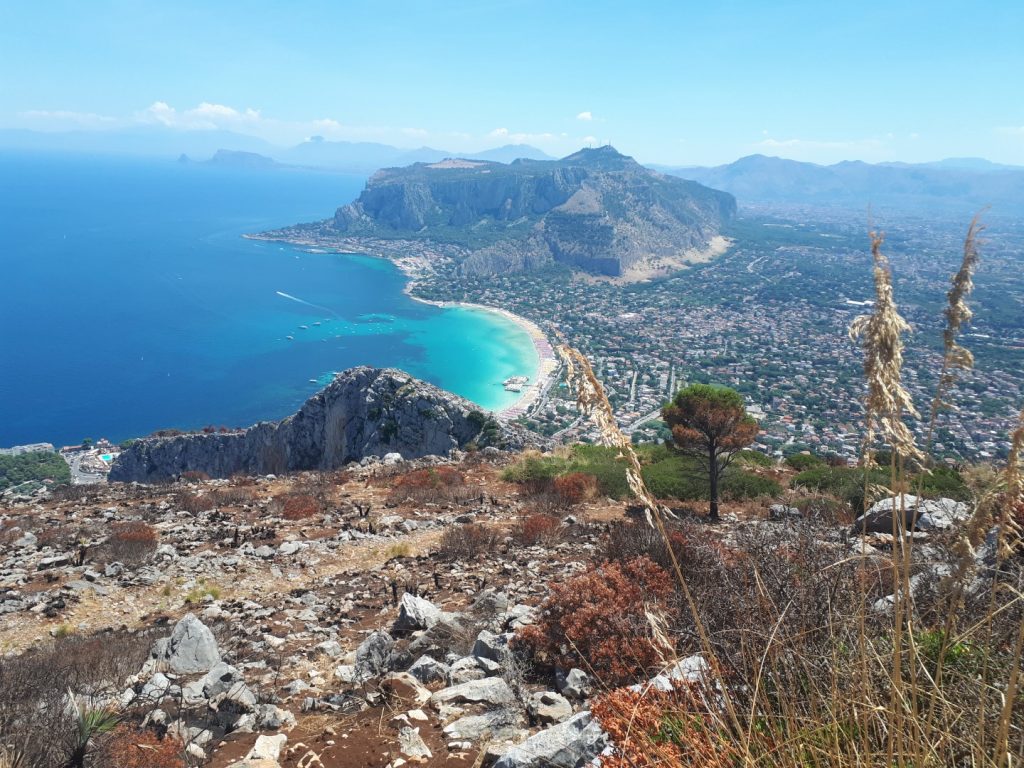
[313,321,321,326]
[286,335,294,340]
[298,325,309,330]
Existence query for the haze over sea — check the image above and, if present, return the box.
[0,152,539,447]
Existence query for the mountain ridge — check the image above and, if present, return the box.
[656,153,1024,213]
[259,146,736,279]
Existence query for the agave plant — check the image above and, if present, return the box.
[62,691,119,768]
[0,745,27,768]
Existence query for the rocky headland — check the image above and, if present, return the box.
[253,146,736,280]
[110,367,539,484]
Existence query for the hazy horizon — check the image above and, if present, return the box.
[2,1,1023,167]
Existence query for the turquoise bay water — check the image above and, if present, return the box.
[0,152,538,446]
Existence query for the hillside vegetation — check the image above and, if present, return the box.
[0,451,69,491]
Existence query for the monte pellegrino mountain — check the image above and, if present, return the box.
[259,146,736,279]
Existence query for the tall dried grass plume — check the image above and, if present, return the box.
[849,232,924,466]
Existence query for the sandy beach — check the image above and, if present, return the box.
[360,255,560,420]
[405,296,560,421]
[252,233,561,420]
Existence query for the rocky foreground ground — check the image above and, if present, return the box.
[0,449,982,768]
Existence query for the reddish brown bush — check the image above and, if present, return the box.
[389,466,468,503]
[278,493,321,520]
[515,557,677,686]
[592,682,738,767]
[175,491,214,513]
[437,522,499,560]
[513,513,563,546]
[552,472,598,506]
[99,725,183,768]
[99,521,158,565]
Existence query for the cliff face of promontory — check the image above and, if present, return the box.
[110,367,535,483]
[258,146,736,278]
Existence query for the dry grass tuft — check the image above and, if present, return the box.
[849,232,924,468]
[556,342,670,525]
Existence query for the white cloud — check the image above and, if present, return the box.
[138,101,262,130]
[19,109,117,128]
[576,111,593,121]
[311,118,343,133]
[14,101,602,157]
[487,127,558,145]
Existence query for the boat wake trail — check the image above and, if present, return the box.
[275,291,339,317]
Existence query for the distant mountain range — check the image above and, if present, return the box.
[0,126,552,173]
[5,125,1022,215]
[258,146,736,279]
[657,154,1024,215]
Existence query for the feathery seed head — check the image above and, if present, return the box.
[849,233,924,466]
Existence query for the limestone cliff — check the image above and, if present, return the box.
[258,146,736,278]
[110,367,535,483]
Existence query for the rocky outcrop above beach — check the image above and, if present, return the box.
[110,367,537,483]
[257,146,736,278]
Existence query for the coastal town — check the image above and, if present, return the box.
[415,207,1024,464]
[0,440,120,493]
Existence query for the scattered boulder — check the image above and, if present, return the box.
[556,668,591,701]
[393,594,443,633]
[430,678,516,710]
[471,629,507,662]
[381,672,431,706]
[448,655,499,685]
[228,733,287,767]
[355,631,395,682]
[443,709,524,742]
[398,726,432,760]
[152,613,221,674]
[407,655,450,685]
[528,691,573,725]
[494,711,608,768]
[851,495,969,534]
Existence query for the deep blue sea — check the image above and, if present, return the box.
[0,152,538,447]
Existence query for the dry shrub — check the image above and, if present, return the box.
[513,513,563,546]
[436,522,499,560]
[593,681,739,767]
[96,725,183,768]
[515,557,676,687]
[211,486,255,506]
[49,484,97,502]
[175,491,213,514]
[96,521,158,566]
[178,470,210,482]
[388,466,469,504]
[276,492,322,520]
[603,519,690,573]
[34,521,91,553]
[0,629,156,768]
[553,471,599,506]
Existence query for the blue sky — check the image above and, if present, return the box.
[2,0,1023,165]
